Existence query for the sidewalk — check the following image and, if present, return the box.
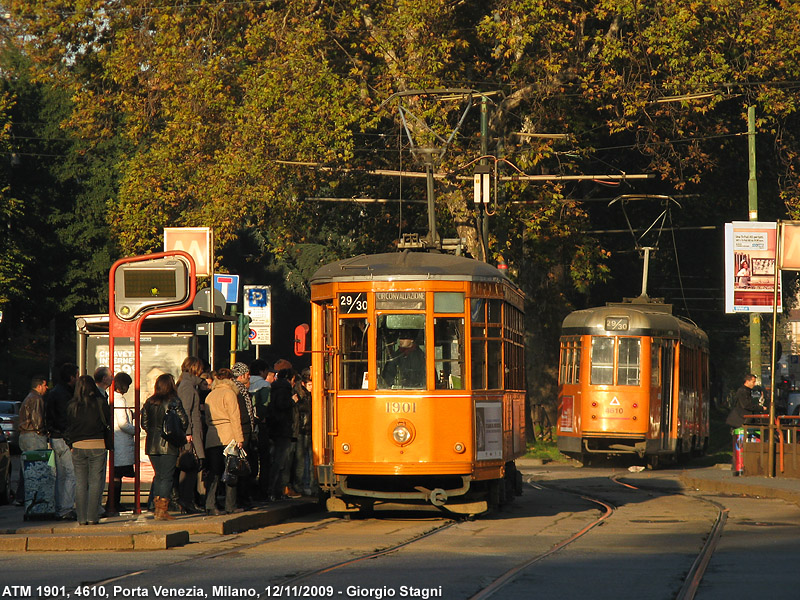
[518,457,800,507]
[0,498,319,552]
[677,463,800,507]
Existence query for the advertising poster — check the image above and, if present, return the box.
[559,395,574,433]
[724,221,782,313]
[475,402,503,460]
[88,333,195,484]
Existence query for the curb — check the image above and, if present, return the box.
[678,473,800,508]
[6,530,189,552]
[0,500,320,551]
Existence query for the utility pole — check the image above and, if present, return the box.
[479,95,489,262]
[748,105,761,382]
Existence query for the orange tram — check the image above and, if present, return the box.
[308,251,526,515]
[556,297,709,468]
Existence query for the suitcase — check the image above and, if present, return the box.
[22,449,57,520]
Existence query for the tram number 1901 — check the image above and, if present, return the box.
[386,402,417,414]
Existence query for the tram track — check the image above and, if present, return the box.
[58,514,461,600]
[466,479,615,600]
[467,473,728,600]
[609,474,729,600]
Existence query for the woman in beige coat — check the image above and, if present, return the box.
[203,368,244,515]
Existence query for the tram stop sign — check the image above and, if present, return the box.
[113,254,193,321]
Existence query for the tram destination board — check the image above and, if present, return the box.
[375,291,425,310]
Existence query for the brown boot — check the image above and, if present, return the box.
[154,497,175,521]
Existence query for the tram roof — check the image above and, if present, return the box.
[561,303,708,346]
[310,251,514,285]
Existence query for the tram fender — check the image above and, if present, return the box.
[557,436,582,454]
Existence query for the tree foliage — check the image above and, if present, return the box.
[4,0,800,402]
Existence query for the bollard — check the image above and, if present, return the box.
[732,427,745,476]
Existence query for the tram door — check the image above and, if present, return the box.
[660,341,675,450]
[322,303,336,466]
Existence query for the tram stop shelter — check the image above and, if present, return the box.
[74,309,234,391]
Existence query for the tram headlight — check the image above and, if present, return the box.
[388,419,415,447]
[342,443,351,453]
[393,425,411,444]
[454,442,466,454]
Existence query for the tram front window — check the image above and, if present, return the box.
[434,317,464,389]
[377,314,426,389]
[591,336,614,385]
[617,338,641,386]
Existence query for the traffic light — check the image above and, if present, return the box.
[237,313,252,351]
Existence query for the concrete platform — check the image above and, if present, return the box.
[0,498,319,551]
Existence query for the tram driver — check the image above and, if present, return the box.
[380,328,426,389]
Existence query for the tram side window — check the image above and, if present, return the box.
[590,337,614,385]
[504,304,525,390]
[434,318,464,389]
[377,313,426,390]
[617,338,640,386]
[471,340,485,389]
[559,338,581,385]
[488,340,502,389]
[471,299,487,389]
[340,318,369,390]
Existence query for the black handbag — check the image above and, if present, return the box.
[161,401,187,447]
[176,444,199,471]
[222,448,250,486]
[222,454,240,486]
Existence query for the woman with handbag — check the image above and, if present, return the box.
[175,356,206,514]
[141,373,189,521]
[66,375,111,526]
[203,368,244,515]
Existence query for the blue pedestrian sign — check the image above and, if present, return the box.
[214,274,240,304]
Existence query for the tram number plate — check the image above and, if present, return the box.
[386,402,417,414]
[604,407,624,415]
[339,292,368,313]
[604,316,629,331]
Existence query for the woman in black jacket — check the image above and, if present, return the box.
[141,374,189,520]
[174,356,206,514]
[66,375,111,526]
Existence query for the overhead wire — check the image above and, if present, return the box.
[668,208,692,319]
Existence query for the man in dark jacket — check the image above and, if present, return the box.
[266,367,297,501]
[726,374,762,428]
[45,362,78,520]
